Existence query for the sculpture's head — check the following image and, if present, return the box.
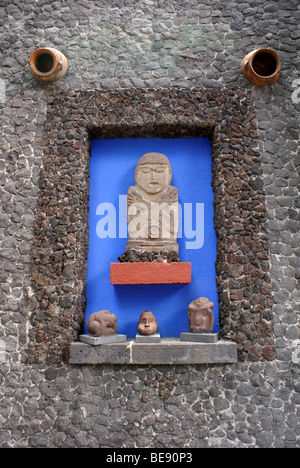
[137,310,158,335]
[135,152,172,194]
[188,297,214,333]
[87,310,118,336]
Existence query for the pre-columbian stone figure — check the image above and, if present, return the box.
[87,310,118,336]
[188,297,214,333]
[137,311,158,336]
[126,152,179,256]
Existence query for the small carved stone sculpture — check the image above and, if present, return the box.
[87,310,118,336]
[188,297,214,333]
[137,310,158,336]
[125,152,179,258]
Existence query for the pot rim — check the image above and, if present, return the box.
[29,47,58,76]
[247,48,281,79]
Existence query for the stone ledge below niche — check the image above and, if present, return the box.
[69,338,237,365]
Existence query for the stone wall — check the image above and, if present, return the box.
[0,0,299,448]
[28,87,274,364]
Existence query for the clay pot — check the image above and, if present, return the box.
[241,48,280,86]
[29,47,68,82]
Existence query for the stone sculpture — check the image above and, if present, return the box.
[87,310,118,336]
[188,297,214,333]
[125,152,179,259]
[137,310,158,336]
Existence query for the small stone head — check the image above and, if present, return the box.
[135,152,172,195]
[137,310,158,335]
[87,310,118,336]
[188,297,214,333]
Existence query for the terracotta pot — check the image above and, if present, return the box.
[29,47,68,82]
[241,48,280,86]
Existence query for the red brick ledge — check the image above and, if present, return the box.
[110,262,192,285]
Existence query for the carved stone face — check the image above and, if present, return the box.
[188,297,214,333]
[135,153,172,195]
[137,310,158,335]
[87,310,118,336]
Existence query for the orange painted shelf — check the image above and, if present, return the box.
[110,262,191,285]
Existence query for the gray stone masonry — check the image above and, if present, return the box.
[0,0,299,448]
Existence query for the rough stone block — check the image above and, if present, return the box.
[69,342,130,365]
[180,332,220,343]
[130,339,237,365]
[135,333,161,343]
[79,334,127,345]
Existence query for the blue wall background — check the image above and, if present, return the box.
[85,137,219,337]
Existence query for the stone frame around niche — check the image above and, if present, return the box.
[28,88,275,364]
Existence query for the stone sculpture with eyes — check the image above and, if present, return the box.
[126,152,179,256]
[137,310,158,336]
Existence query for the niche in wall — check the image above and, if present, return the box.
[28,88,275,364]
[86,137,219,338]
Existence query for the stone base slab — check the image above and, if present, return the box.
[110,262,191,284]
[135,333,161,343]
[69,338,237,365]
[180,332,219,343]
[79,334,127,345]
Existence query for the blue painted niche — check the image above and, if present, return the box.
[85,137,219,337]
